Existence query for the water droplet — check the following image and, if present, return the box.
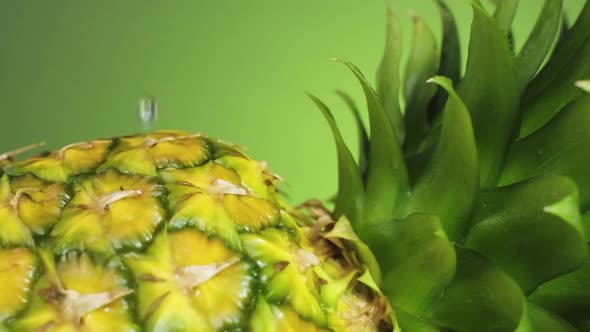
[138,97,158,130]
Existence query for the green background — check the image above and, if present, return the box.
[0,0,585,203]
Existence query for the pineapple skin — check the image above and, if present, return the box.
[0,131,393,332]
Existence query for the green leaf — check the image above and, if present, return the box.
[492,0,520,35]
[376,5,405,142]
[515,0,564,91]
[516,301,578,332]
[306,93,364,226]
[466,175,587,293]
[578,321,590,332]
[528,245,590,325]
[523,0,590,99]
[428,0,461,121]
[335,90,369,181]
[519,1,590,137]
[457,2,519,188]
[501,94,590,210]
[337,59,409,225]
[436,0,461,83]
[468,0,487,11]
[577,80,590,93]
[427,247,525,332]
[363,213,456,316]
[404,143,435,186]
[403,14,439,154]
[408,76,478,240]
[395,306,443,332]
[583,210,590,242]
[555,13,570,50]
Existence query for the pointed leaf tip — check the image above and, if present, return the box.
[576,80,590,93]
[520,1,590,137]
[428,0,461,122]
[306,93,364,226]
[492,0,520,34]
[335,90,369,181]
[468,0,487,13]
[376,4,405,142]
[338,60,409,225]
[410,75,478,240]
[457,0,519,188]
[427,76,454,94]
[515,0,563,91]
[403,13,439,154]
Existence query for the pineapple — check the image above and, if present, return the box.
[308,0,590,331]
[2,0,590,331]
[0,132,393,331]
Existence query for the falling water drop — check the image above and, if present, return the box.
[138,97,158,130]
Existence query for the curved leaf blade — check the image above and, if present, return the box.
[529,245,590,326]
[492,0,520,35]
[337,59,409,225]
[515,0,564,91]
[335,90,369,181]
[583,210,590,242]
[523,0,590,100]
[408,76,478,241]
[428,0,461,121]
[577,320,590,332]
[427,247,525,332]
[376,5,405,142]
[519,1,590,137]
[363,213,456,316]
[466,175,587,293]
[457,2,519,188]
[501,94,590,210]
[555,13,570,51]
[403,14,439,154]
[306,93,364,225]
[395,307,443,332]
[516,301,578,332]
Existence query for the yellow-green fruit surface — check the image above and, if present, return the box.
[0,131,392,332]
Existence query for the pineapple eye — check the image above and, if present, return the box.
[138,97,158,130]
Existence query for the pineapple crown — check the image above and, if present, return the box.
[309,0,590,331]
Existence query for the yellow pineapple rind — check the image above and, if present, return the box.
[0,131,393,332]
